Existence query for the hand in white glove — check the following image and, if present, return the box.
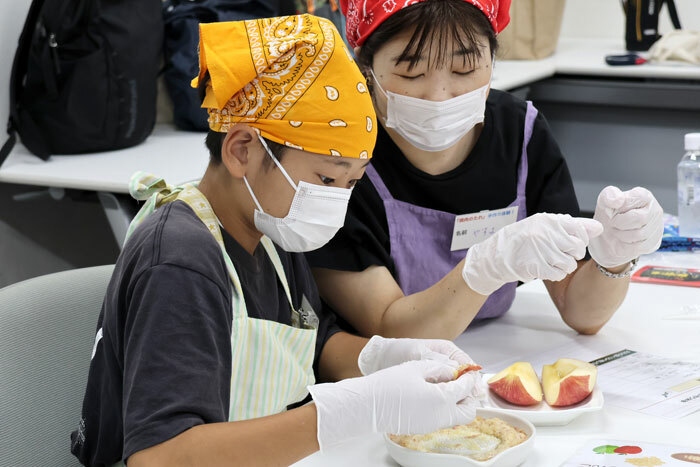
[358,335,475,375]
[309,360,481,451]
[588,186,663,268]
[357,336,487,404]
[463,213,604,295]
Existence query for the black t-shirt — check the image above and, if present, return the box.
[306,90,580,276]
[71,200,340,466]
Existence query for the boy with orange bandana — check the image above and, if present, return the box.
[70,15,484,467]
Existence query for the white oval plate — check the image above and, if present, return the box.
[384,408,535,467]
[481,373,604,426]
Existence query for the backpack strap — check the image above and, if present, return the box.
[664,0,682,30]
[2,0,58,165]
[0,125,17,167]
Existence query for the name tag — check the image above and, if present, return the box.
[450,206,519,251]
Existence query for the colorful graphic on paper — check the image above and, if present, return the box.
[593,445,643,455]
[564,439,700,467]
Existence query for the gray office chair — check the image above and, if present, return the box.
[0,265,114,467]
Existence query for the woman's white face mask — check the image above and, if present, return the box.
[243,135,353,252]
[370,67,491,152]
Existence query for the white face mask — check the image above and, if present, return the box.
[370,68,490,152]
[243,135,353,253]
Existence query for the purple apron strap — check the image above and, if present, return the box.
[517,101,538,199]
[365,163,394,202]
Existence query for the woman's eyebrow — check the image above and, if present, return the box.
[392,53,425,63]
[392,49,476,64]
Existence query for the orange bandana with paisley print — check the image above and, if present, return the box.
[192,14,377,159]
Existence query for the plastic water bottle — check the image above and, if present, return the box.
[678,133,700,238]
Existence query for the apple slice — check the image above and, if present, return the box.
[542,358,597,407]
[487,362,542,406]
[455,364,483,379]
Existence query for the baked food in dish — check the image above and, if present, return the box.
[389,416,528,462]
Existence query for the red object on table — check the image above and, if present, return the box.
[631,265,700,288]
[614,446,643,454]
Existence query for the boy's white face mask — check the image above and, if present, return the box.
[371,68,490,152]
[243,135,352,253]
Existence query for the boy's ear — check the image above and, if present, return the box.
[220,125,258,179]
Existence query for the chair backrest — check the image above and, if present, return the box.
[0,265,114,467]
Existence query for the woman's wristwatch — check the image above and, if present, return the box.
[595,258,639,279]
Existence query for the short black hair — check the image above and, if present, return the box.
[357,0,498,73]
[198,71,287,167]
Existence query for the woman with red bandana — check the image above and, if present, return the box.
[307,0,664,339]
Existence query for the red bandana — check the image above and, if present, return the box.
[341,0,511,48]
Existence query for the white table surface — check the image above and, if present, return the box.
[0,125,210,193]
[554,38,700,80]
[294,252,700,467]
[2,39,698,194]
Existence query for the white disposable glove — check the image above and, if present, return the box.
[358,335,474,374]
[463,213,604,295]
[357,336,486,402]
[309,360,481,451]
[588,186,664,268]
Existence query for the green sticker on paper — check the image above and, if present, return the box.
[593,445,620,454]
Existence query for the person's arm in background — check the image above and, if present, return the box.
[545,260,629,335]
[314,262,487,340]
[545,186,663,334]
[523,112,663,334]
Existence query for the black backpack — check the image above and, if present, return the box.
[623,0,682,51]
[0,0,163,165]
[162,0,295,131]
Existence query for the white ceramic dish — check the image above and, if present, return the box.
[480,373,604,427]
[384,408,535,467]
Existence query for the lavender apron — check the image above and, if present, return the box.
[365,102,538,320]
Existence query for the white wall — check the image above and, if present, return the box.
[560,0,700,41]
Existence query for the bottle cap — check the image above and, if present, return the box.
[686,133,700,151]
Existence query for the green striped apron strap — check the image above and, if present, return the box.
[259,237,295,310]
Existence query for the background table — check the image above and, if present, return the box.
[293,252,700,467]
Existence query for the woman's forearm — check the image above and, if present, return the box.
[319,332,367,382]
[128,404,319,467]
[379,260,487,339]
[314,263,487,341]
[547,259,630,335]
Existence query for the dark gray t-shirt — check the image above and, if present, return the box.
[71,200,341,466]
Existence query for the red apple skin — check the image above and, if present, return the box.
[488,375,540,406]
[549,374,592,407]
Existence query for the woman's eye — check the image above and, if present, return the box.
[453,70,475,76]
[348,179,359,188]
[319,175,335,185]
[397,73,424,80]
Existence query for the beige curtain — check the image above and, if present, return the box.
[496,0,566,60]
